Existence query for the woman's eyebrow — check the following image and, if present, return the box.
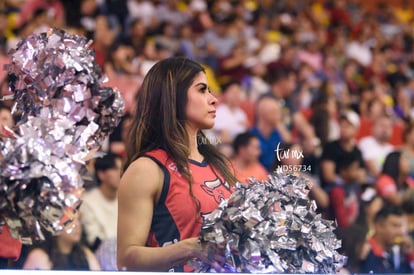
[194,82,207,88]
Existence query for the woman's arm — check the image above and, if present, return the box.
[376,175,402,206]
[117,157,202,271]
[22,248,52,270]
[83,246,101,271]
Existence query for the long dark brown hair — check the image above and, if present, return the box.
[123,57,237,210]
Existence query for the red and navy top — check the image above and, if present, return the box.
[144,149,233,272]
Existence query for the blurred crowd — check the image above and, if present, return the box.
[2,0,414,273]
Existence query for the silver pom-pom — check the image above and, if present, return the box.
[0,28,125,244]
[4,28,124,148]
[191,172,347,273]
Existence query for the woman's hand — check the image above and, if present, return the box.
[186,237,227,272]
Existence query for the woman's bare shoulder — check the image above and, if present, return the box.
[23,248,51,270]
[120,156,165,197]
[123,156,163,178]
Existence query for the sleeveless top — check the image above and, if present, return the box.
[144,149,233,272]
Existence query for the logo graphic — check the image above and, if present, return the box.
[274,142,311,172]
[200,178,227,203]
[168,163,182,177]
[275,142,304,162]
[197,135,222,146]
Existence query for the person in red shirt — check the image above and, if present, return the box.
[117,57,237,272]
[376,151,414,206]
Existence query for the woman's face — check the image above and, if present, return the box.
[185,72,217,130]
[60,216,82,244]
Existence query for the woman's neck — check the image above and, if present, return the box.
[187,127,203,162]
[57,238,74,255]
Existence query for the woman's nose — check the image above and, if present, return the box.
[210,93,218,105]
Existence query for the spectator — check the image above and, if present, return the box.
[17,0,65,29]
[91,14,117,69]
[355,185,384,238]
[342,59,361,105]
[23,215,100,270]
[177,23,204,62]
[265,67,316,144]
[335,224,369,274]
[250,95,291,171]
[230,131,268,183]
[76,0,104,39]
[103,41,141,115]
[122,18,147,55]
[266,67,297,121]
[320,110,366,189]
[102,0,128,37]
[199,13,237,72]
[154,22,180,56]
[218,40,255,84]
[345,27,373,67]
[79,153,122,251]
[358,114,394,180]
[309,88,340,147]
[295,62,320,112]
[359,205,414,274]
[401,121,414,178]
[376,151,414,206]
[126,0,158,29]
[104,41,138,76]
[357,96,387,140]
[328,152,361,228]
[357,89,405,148]
[154,0,190,29]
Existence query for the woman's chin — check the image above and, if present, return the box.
[202,122,215,130]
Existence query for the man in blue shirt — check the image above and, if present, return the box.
[250,95,291,171]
